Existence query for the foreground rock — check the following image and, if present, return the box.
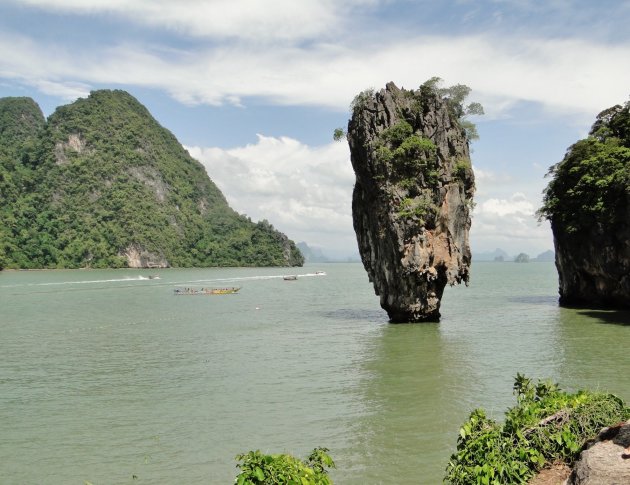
[540,101,630,308]
[347,81,475,322]
[567,421,630,485]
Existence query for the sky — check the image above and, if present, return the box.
[1,0,629,259]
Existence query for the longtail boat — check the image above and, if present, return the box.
[174,287,240,295]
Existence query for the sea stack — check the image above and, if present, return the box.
[540,101,630,309]
[347,81,475,322]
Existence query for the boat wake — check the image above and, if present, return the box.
[172,271,326,286]
[0,275,156,288]
[1,271,326,292]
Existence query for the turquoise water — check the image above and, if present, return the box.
[1,263,628,484]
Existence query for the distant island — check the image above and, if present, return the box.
[297,242,360,263]
[296,242,329,263]
[472,248,554,262]
[0,91,303,269]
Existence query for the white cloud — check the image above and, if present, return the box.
[472,165,515,197]
[1,26,628,117]
[31,80,91,100]
[471,192,553,254]
[1,2,614,257]
[478,192,534,217]
[11,0,375,42]
[467,164,554,254]
[187,136,554,256]
[187,136,357,251]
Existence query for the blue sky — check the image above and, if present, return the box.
[1,0,629,259]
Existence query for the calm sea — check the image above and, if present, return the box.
[1,262,628,484]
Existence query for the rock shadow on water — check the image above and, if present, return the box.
[507,295,559,306]
[319,308,389,323]
[577,309,630,326]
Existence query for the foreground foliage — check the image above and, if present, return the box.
[445,374,629,485]
[235,448,335,485]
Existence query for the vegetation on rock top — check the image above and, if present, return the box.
[538,100,630,234]
[348,78,480,234]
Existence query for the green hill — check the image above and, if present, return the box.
[0,91,303,269]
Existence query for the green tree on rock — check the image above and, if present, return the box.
[538,100,630,234]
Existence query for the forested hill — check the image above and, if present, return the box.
[0,90,304,269]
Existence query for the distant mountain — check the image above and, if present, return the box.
[296,242,362,263]
[296,242,328,263]
[532,250,555,262]
[473,248,511,262]
[0,91,303,269]
[473,248,555,263]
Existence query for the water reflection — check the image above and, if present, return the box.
[439,263,566,414]
[507,295,559,306]
[577,309,630,326]
[554,306,630,401]
[346,263,575,483]
[3,264,628,484]
[349,323,462,484]
[319,308,387,322]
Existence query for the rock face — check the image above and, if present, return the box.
[347,82,474,322]
[120,244,169,268]
[553,223,630,308]
[540,102,630,309]
[567,421,630,485]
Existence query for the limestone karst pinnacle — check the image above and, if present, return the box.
[347,81,475,322]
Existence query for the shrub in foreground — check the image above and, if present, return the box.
[445,374,629,485]
[235,447,335,485]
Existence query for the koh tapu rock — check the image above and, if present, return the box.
[346,80,477,322]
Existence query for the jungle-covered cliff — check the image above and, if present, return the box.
[539,100,630,308]
[0,91,303,269]
[346,79,477,322]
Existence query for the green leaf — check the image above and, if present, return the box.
[254,466,265,481]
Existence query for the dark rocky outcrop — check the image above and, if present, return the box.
[553,224,630,309]
[567,421,630,485]
[347,82,475,322]
[540,101,630,309]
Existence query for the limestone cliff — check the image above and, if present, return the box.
[347,81,475,322]
[540,101,630,309]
